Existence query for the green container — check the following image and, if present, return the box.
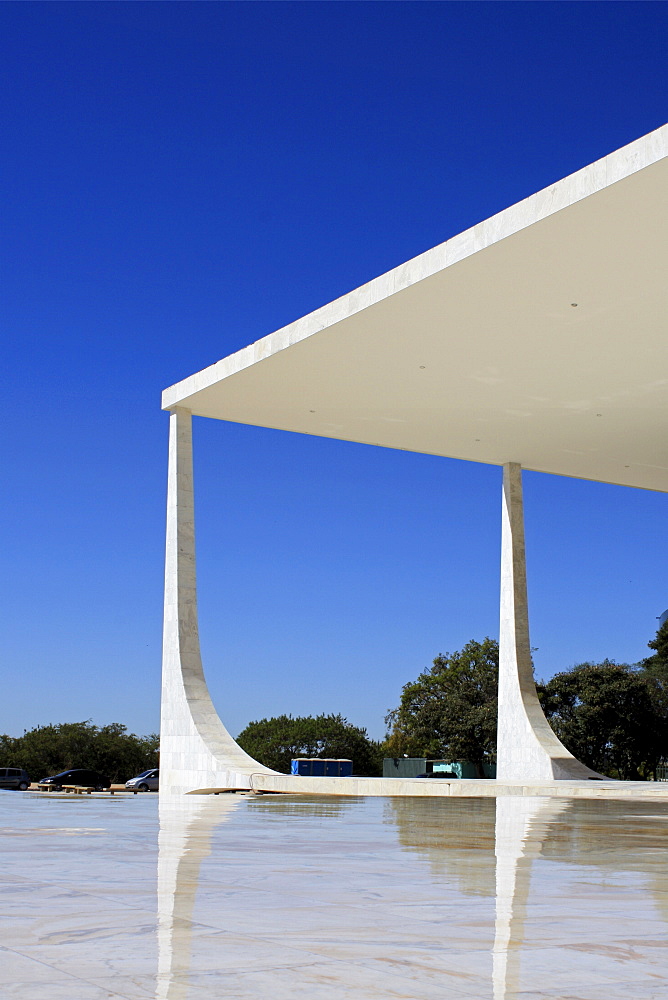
[383,758,497,779]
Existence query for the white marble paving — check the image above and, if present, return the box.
[1,790,668,999]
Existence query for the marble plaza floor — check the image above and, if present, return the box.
[1,790,667,999]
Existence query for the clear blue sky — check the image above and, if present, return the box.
[2,2,667,741]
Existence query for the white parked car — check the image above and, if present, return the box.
[125,769,159,792]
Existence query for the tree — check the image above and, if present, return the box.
[236,714,382,775]
[383,638,498,775]
[538,662,667,779]
[0,721,159,783]
[641,619,668,684]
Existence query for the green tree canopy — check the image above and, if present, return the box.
[383,638,498,773]
[236,713,382,775]
[0,721,159,784]
[538,662,667,779]
[641,618,668,684]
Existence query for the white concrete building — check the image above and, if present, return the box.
[160,124,668,796]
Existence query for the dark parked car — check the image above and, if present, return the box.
[38,769,111,791]
[0,768,30,790]
[125,768,159,792]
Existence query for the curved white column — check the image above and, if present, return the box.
[497,463,602,780]
[159,408,276,795]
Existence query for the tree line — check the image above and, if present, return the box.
[0,721,159,783]
[383,620,668,780]
[3,621,666,782]
[238,620,668,780]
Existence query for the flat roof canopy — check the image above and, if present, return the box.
[163,125,668,493]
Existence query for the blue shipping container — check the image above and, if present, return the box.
[291,758,352,777]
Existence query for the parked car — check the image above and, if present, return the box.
[0,768,30,790]
[125,769,159,792]
[38,769,111,791]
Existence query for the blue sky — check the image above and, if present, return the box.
[2,2,667,741]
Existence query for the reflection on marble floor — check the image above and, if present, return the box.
[1,791,668,998]
[493,796,568,1000]
[157,794,242,999]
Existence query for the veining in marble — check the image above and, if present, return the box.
[1,790,668,999]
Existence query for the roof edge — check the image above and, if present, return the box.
[162,123,668,411]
